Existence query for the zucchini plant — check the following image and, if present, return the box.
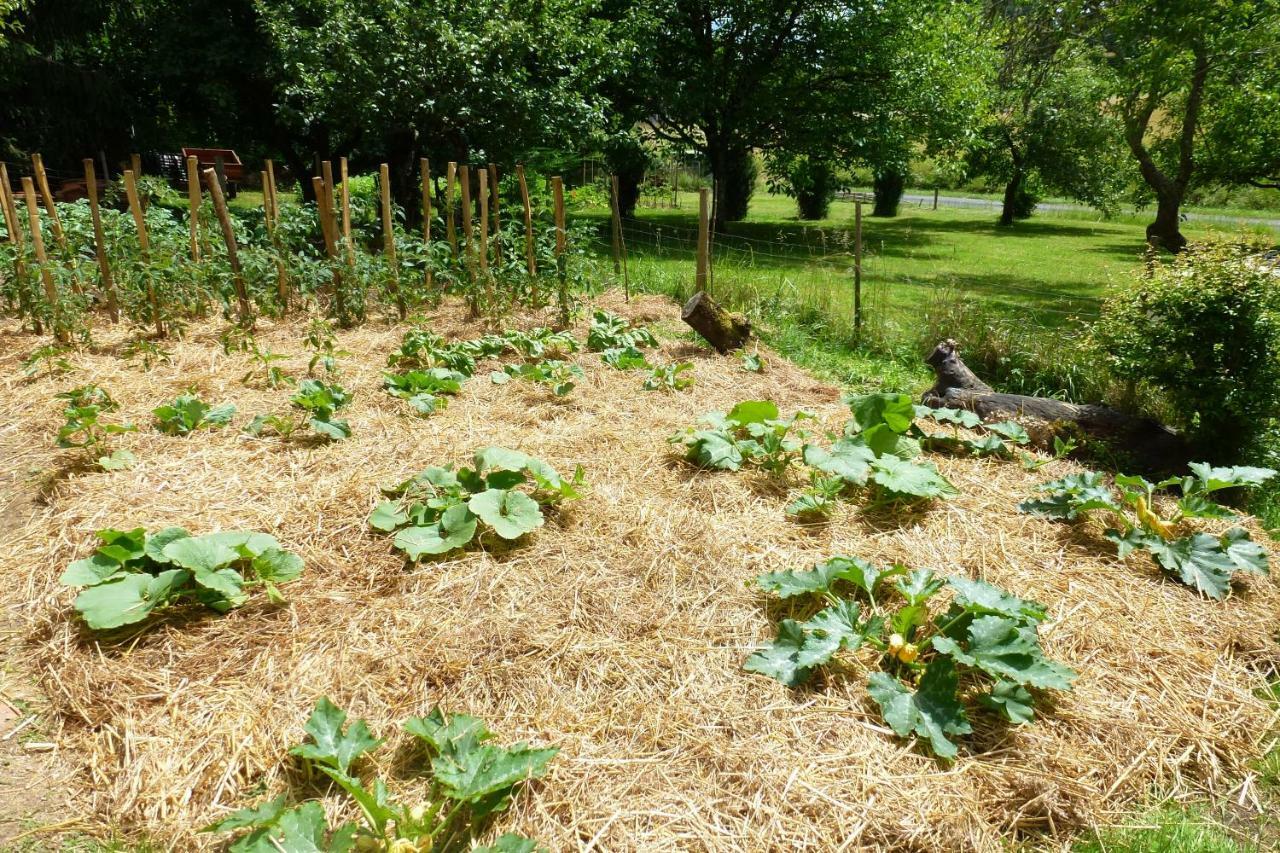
[152,393,237,436]
[491,360,584,397]
[586,309,658,352]
[601,346,652,371]
[670,400,813,474]
[914,406,1031,458]
[60,527,304,630]
[246,379,353,441]
[745,557,1075,759]
[370,447,584,559]
[503,327,579,361]
[55,384,137,470]
[205,697,555,852]
[383,367,466,416]
[643,362,694,392]
[1020,463,1275,599]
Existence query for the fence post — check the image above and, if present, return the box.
[339,156,355,268]
[420,157,433,291]
[487,162,501,265]
[854,195,863,333]
[265,159,280,226]
[696,187,710,293]
[261,169,289,313]
[379,163,404,319]
[123,170,163,336]
[552,176,567,326]
[478,167,490,276]
[312,175,344,322]
[203,168,252,326]
[31,154,67,252]
[21,177,66,342]
[445,161,458,260]
[0,163,15,241]
[517,164,535,279]
[459,165,474,284]
[185,156,202,263]
[84,159,119,321]
[1,166,37,334]
[609,174,628,301]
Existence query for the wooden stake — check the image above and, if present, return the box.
[130,153,142,177]
[123,170,163,336]
[552,176,567,326]
[84,159,119,321]
[186,156,202,263]
[203,168,252,326]
[445,161,458,259]
[312,175,344,321]
[379,163,404,319]
[610,174,629,301]
[478,167,490,275]
[31,154,67,251]
[696,187,710,293]
[487,162,501,265]
[340,156,354,265]
[0,163,17,242]
[517,164,535,278]
[609,174,622,275]
[854,196,863,332]
[321,160,337,248]
[1,166,35,333]
[22,178,66,342]
[420,157,433,290]
[459,165,474,280]
[265,159,280,225]
[261,169,289,313]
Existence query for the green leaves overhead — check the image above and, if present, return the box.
[59,527,303,631]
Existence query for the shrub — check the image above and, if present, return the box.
[1092,241,1280,459]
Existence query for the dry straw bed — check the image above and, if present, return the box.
[0,292,1277,851]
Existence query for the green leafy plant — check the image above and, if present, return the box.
[642,362,694,392]
[22,344,74,378]
[1020,434,1079,471]
[304,317,349,376]
[205,697,555,851]
[586,310,658,351]
[785,471,845,519]
[383,368,466,416]
[55,384,137,468]
[601,346,651,371]
[741,352,765,373]
[670,400,813,475]
[121,337,172,372]
[1020,463,1276,598]
[370,448,584,560]
[745,557,1075,759]
[388,328,480,377]
[491,360,584,397]
[246,379,353,441]
[914,406,1032,458]
[153,393,237,436]
[59,527,304,630]
[503,327,579,361]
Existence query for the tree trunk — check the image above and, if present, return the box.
[872,169,905,217]
[616,169,642,219]
[1146,191,1187,253]
[682,291,751,353]
[999,167,1023,227]
[707,141,755,228]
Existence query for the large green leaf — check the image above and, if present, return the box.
[796,600,878,668]
[1019,471,1120,520]
[73,572,183,630]
[895,568,944,606]
[309,416,351,441]
[288,697,383,776]
[252,548,304,583]
[95,527,147,564]
[1112,530,1248,600]
[405,707,491,761]
[802,439,874,485]
[368,501,409,532]
[980,680,1036,724]
[870,455,958,499]
[753,557,901,601]
[393,505,478,558]
[432,742,558,809]
[145,526,192,563]
[1222,527,1268,574]
[682,430,743,471]
[866,657,971,759]
[202,794,288,832]
[1186,462,1276,493]
[743,619,813,687]
[932,615,1077,690]
[847,392,916,435]
[163,536,241,572]
[60,553,124,587]
[946,577,1047,623]
[468,489,544,540]
[474,447,531,475]
[192,567,245,600]
[726,400,779,427]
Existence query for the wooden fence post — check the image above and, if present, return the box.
[312,175,344,321]
[84,159,119,321]
[478,167,490,276]
[265,159,280,226]
[31,154,67,252]
[123,170,163,336]
[552,176,567,325]
[610,175,629,301]
[517,164,535,278]
[459,165,474,282]
[1,167,37,334]
[379,163,404,319]
[22,178,66,342]
[420,157,433,290]
[203,168,252,326]
[0,163,16,240]
[854,195,863,332]
[487,162,501,265]
[696,187,710,293]
[445,161,458,260]
[186,155,202,263]
[340,156,354,266]
[261,169,289,313]
[130,153,142,178]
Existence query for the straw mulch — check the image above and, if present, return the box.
[0,292,1277,851]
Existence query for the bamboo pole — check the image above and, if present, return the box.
[420,157,433,291]
[123,170,163,336]
[186,156,202,263]
[22,177,66,342]
[261,169,289,313]
[379,163,404,319]
[30,154,67,252]
[340,156,354,265]
[445,161,458,259]
[552,176,567,326]
[459,165,474,282]
[83,159,119,321]
[487,162,501,265]
[478,167,490,276]
[696,187,709,293]
[517,164,535,278]
[203,168,252,326]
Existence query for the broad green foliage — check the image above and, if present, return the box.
[152,394,236,436]
[642,362,694,392]
[741,352,765,373]
[60,527,303,630]
[370,448,584,559]
[1020,463,1276,599]
[304,318,348,377]
[914,406,1032,459]
[587,310,658,352]
[206,698,554,851]
[492,360,585,397]
[745,558,1075,759]
[671,400,813,474]
[54,384,136,469]
[383,367,466,416]
[246,379,353,441]
[601,346,651,371]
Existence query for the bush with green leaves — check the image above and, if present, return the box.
[55,384,137,470]
[60,527,303,630]
[205,697,555,851]
[745,558,1076,759]
[304,318,348,376]
[370,447,584,560]
[1020,463,1275,599]
[491,360,584,397]
[246,379,353,441]
[671,400,813,475]
[586,310,658,352]
[643,362,694,392]
[1092,241,1280,458]
[152,394,237,436]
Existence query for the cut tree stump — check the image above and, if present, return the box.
[921,339,1188,473]
[682,291,751,353]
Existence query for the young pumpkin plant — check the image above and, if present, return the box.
[670,400,813,475]
[370,447,584,559]
[60,527,303,630]
[55,384,137,470]
[382,367,466,416]
[205,697,555,851]
[246,379,353,441]
[153,393,237,436]
[587,309,658,352]
[1020,463,1275,599]
[745,558,1076,760]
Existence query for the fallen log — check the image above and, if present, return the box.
[921,339,1188,474]
[682,291,751,353]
